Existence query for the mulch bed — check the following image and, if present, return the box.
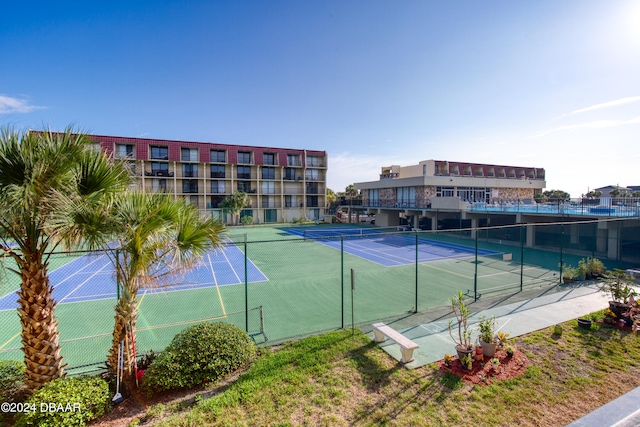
[435,347,531,386]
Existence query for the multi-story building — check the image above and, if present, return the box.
[354,159,546,228]
[90,134,327,224]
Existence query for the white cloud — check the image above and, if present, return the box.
[0,95,45,114]
[567,96,640,116]
[530,115,640,139]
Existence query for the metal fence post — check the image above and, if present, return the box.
[244,234,248,332]
[341,235,344,329]
[415,231,418,313]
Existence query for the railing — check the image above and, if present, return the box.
[344,198,640,218]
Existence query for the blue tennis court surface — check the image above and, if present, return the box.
[0,245,267,311]
[283,227,500,267]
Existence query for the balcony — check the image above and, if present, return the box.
[145,170,174,177]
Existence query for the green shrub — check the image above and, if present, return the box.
[0,360,27,403]
[142,322,257,392]
[14,376,111,427]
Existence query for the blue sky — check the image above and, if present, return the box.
[2,1,639,197]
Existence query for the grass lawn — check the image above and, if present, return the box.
[120,310,640,427]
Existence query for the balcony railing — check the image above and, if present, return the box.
[145,170,174,177]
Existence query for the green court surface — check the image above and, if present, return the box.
[0,224,621,373]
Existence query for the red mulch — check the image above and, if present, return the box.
[435,347,530,386]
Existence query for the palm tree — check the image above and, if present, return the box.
[0,127,131,392]
[105,193,225,383]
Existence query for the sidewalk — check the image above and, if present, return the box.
[371,284,608,368]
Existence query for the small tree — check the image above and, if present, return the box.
[220,192,250,225]
[104,193,226,384]
[542,189,571,202]
[448,291,472,350]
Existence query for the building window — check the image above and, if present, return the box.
[436,186,455,197]
[369,189,379,206]
[210,181,226,194]
[285,195,296,207]
[306,196,319,207]
[115,144,135,158]
[396,187,415,207]
[264,209,277,223]
[182,180,198,193]
[149,162,170,176]
[262,195,275,208]
[238,151,252,164]
[306,183,319,194]
[152,179,168,193]
[209,196,225,209]
[262,167,275,180]
[181,147,198,162]
[457,187,490,203]
[210,165,225,178]
[150,146,168,160]
[237,181,252,192]
[287,154,301,167]
[210,149,226,163]
[309,208,320,220]
[263,153,276,165]
[237,166,251,179]
[240,209,253,220]
[182,164,198,178]
[261,181,275,194]
[284,168,296,180]
[307,156,321,167]
[189,195,199,207]
[305,169,319,181]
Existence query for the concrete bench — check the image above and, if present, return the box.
[372,322,419,363]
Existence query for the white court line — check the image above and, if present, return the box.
[419,324,457,344]
[208,253,227,317]
[222,245,269,284]
[57,260,113,304]
[50,254,112,288]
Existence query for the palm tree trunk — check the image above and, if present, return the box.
[16,255,65,392]
[109,291,138,383]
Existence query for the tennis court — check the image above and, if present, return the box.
[283,226,501,266]
[0,243,268,372]
[0,244,267,311]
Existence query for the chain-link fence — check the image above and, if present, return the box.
[0,217,637,374]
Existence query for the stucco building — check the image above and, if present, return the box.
[354,159,546,228]
[89,134,327,224]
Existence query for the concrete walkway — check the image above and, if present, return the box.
[371,284,608,368]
